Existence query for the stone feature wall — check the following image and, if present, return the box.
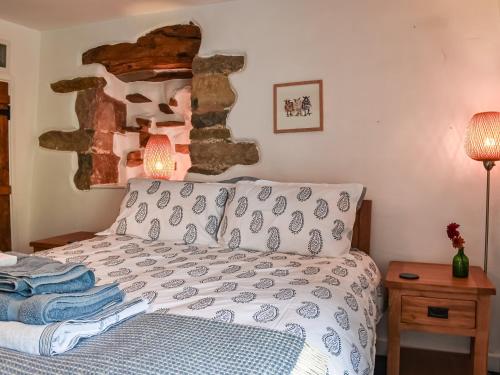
[190,55,259,174]
[39,81,126,189]
[39,24,260,190]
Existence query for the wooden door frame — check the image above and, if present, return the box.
[0,81,11,251]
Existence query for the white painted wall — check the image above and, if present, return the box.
[29,0,500,368]
[0,19,40,252]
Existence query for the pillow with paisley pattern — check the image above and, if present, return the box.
[100,179,230,246]
[218,180,364,257]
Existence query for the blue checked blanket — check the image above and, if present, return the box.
[0,312,327,375]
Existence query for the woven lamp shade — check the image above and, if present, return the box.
[144,135,175,179]
[465,112,500,161]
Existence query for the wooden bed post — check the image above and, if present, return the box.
[352,200,372,255]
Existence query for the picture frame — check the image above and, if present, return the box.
[0,40,8,72]
[273,80,323,133]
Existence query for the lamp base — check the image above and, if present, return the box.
[483,160,495,171]
[481,160,495,273]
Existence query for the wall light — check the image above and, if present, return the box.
[143,134,175,179]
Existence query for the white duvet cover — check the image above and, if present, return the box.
[40,235,383,375]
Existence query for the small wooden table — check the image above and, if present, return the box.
[385,261,496,375]
[29,231,95,252]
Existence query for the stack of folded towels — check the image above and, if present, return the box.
[0,254,148,356]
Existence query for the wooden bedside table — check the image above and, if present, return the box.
[29,232,95,252]
[385,261,496,375]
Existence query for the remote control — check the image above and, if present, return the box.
[399,272,419,280]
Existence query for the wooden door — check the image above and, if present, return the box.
[0,82,11,251]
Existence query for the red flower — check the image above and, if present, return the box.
[447,223,466,250]
[452,236,465,249]
[446,223,460,240]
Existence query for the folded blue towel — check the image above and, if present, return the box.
[0,283,124,325]
[0,255,95,296]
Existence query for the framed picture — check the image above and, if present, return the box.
[0,42,7,71]
[273,80,323,133]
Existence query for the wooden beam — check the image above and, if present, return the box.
[157,121,185,128]
[82,24,201,78]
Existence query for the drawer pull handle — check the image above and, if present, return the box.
[427,306,449,319]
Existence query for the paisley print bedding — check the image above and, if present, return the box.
[101,179,230,246]
[218,181,365,258]
[40,235,383,375]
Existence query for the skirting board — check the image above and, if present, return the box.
[376,337,500,372]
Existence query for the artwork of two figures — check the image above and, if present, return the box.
[284,96,312,117]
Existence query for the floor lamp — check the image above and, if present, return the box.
[464,112,500,273]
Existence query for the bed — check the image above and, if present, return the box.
[0,181,383,375]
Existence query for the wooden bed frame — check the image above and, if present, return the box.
[351,200,371,255]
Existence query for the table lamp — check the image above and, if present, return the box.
[464,111,500,273]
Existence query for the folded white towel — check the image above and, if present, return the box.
[0,297,149,356]
[0,253,17,267]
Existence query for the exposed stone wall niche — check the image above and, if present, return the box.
[39,23,259,190]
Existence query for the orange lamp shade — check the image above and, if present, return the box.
[465,112,500,161]
[143,135,175,179]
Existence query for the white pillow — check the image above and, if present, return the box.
[218,180,364,257]
[101,179,230,246]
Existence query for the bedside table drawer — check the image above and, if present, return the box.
[401,296,476,329]
[30,232,95,252]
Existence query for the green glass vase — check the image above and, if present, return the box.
[452,248,469,278]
